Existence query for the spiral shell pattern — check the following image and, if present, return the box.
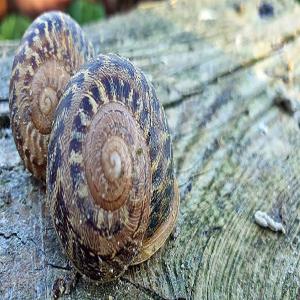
[9,11,94,181]
[47,54,178,281]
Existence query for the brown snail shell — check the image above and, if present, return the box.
[9,11,94,181]
[47,54,180,282]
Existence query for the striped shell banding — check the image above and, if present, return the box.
[9,11,94,181]
[47,54,180,282]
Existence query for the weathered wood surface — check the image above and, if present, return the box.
[2,0,300,299]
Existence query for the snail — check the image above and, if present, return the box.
[9,11,94,181]
[47,54,180,282]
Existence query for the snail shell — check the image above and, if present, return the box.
[47,54,180,282]
[9,11,94,181]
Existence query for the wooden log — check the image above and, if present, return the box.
[1,0,300,298]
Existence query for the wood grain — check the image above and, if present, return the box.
[1,0,300,298]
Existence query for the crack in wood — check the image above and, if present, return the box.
[164,27,300,110]
[0,232,25,244]
[46,263,72,271]
[120,277,168,300]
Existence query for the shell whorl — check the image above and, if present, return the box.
[84,102,151,212]
[9,11,94,181]
[47,54,178,282]
[31,59,70,134]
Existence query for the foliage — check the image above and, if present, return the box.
[0,0,105,40]
[0,14,31,40]
[67,0,105,25]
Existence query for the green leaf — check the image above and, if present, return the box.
[67,0,105,25]
[0,14,31,40]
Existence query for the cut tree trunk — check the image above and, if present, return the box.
[1,0,300,299]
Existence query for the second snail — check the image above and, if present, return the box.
[9,12,180,283]
[9,11,94,181]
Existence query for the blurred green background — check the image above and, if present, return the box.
[0,0,145,40]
